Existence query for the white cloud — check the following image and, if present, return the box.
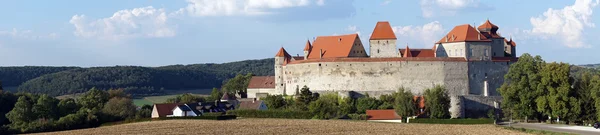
[70,6,175,41]
[0,28,59,40]
[529,0,599,48]
[392,21,445,47]
[381,0,392,5]
[176,0,324,16]
[420,0,482,18]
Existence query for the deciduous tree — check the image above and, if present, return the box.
[424,85,450,119]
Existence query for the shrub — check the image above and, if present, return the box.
[263,95,287,109]
[424,85,450,119]
[347,114,368,120]
[410,118,494,124]
[356,97,381,114]
[227,110,312,119]
[309,94,340,119]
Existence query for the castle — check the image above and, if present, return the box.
[246,20,518,118]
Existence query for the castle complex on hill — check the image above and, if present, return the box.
[246,20,518,118]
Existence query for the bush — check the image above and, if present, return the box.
[227,110,312,119]
[347,114,368,120]
[263,95,287,109]
[309,94,340,119]
[202,112,225,116]
[424,85,450,119]
[409,118,494,124]
[356,97,381,114]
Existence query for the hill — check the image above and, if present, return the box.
[33,119,525,135]
[15,58,274,96]
[0,66,79,87]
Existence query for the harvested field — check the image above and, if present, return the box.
[34,119,529,135]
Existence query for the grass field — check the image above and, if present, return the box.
[52,89,211,106]
[34,119,528,135]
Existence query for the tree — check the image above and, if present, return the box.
[393,88,417,117]
[32,94,59,120]
[424,85,450,119]
[0,91,18,125]
[573,71,597,122]
[166,93,205,103]
[591,75,600,121]
[78,88,109,111]
[536,62,579,122]
[6,96,35,127]
[102,97,137,120]
[136,105,153,119]
[208,88,223,101]
[58,98,79,117]
[263,95,287,109]
[498,53,544,121]
[356,96,381,114]
[339,97,356,115]
[222,73,253,98]
[296,86,318,105]
[309,94,340,119]
[108,88,129,99]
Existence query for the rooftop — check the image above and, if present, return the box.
[370,21,397,40]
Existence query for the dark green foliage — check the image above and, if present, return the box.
[393,88,418,117]
[0,66,78,87]
[102,97,137,121]
[409,118,494,124]
[78,88,109,110]
[17,58,274,96]
[309,94,340,119]
[58,98,79,117]
[498,53,544,120]
[347,113,368,120]
[32,95,59,120]
[424,85,450,119]
[165,93,206,103]
[6,96,35,127]
[263,95,287,109]
[339,97,356,115]
[356,96,381,114]
[296,86,318,106]
[222,74,253,98]
[227,110,312,119]
[135,105,153,119]
[537,62,580,122]
[0,91,18,125]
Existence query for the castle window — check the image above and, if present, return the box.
[454,49,458,56]
[493,52,496,56]
[319,63,321,67]
[449,50,452,56]
[377,49,380,53]
[484,49,489,57]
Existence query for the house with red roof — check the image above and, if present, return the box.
[366,110,403,123]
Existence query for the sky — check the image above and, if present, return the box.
[0,0,599,67]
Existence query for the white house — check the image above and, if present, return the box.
[171,104,200,117]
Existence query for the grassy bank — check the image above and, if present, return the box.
[409,118,494,124]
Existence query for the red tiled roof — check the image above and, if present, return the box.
[478,20,499,31]
[370,21,397,40]
[399,49,435,58]
[287,57,466,65]
[154,103,183,117]
[304,40,312,51]
[366,110,402,120]
[437,24,491,44]
[275,47,291,57]
[247,76,275,89]
[307,34,360,59]
[403,46,413,57]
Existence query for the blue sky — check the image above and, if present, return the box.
[0,0,599,67]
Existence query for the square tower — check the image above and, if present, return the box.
[369,21,398,58]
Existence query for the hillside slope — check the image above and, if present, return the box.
[0,66,79,87]
[17,58,274,96]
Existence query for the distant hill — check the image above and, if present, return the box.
[578,64,600,69]
[9,58,274,96]
[0,66,80,87]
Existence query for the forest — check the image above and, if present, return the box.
[0,58,273,96]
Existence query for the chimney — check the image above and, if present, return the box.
[320,49,323,59]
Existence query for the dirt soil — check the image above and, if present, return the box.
[33,118,530,135]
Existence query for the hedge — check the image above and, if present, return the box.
[227,110,312,119]
[409,118,494,124]
[347,114,368,120]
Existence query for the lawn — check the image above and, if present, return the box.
[34,119,528,135]
[133,93,208,106]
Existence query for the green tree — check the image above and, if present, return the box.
[6,96,35,129]
[424,85,450,119]
[208,88,223,101]
[166,93,205,103]
[536,62,580,122]
[102,97,137,120]
[309,94,340,119]
[58,98,80,117]
[222,73,253,98]
[32,94,59,120]
[498,53,544,121]
[78,88,109,111]
[591,75,600,121]
[108,88,129,99]
[296,86,317,106]
[573,71,597,122]
[356,96,381,114]
[0,91,18,125]
[136,105,153,119]
[263,95,287,109]
[339,97,356,115]
[393,88,417,117]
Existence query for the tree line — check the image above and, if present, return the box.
[0,66,78,87]
[0,87,152,134]
[262,85,452,119]
[499,53,600,124]
[9,58,273,96]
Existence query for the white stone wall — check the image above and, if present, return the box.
[275,57,285,95]
[247,88,277,98]
[280,61,469,96]
[369,39,398,58]
[438,42,467,58]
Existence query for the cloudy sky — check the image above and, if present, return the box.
[0,0,599,66]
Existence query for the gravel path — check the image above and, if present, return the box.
[34,119,529,135]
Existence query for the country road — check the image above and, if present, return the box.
[500,122,600,135]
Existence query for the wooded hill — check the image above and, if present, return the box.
[1,58,273,96]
